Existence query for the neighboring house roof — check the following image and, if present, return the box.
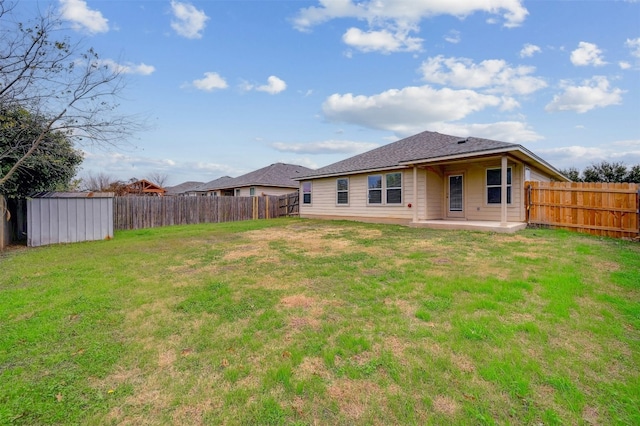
[164,181,204,195]
[298,130,568,181]
[191,176,236,192]
[195,163,313,192]
[125,179,166,195]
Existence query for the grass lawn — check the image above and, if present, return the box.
[1,218,639,425]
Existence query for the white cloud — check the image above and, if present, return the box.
[98,59,155,76]
[189,72,228,91]
[293,0,527,53]
[271,140,380,155]
[619,61,632,70]
[256,76,287,94]
[342,27,423,53]
[430,121,543,143]
[570,42,607,66]
[59,0,109,34]
[293,0,529,31]
[170,0,209,39]
[520,43,541,58]
[444,30,461,44]
[545,76,624,113]
[626,37,640,58]
[322,85,502,135]
[80,150,240,184]
[537,140,640,170]
[419,55,547,95]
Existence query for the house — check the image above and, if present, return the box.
[164,181,204,196]
[186,163,313,197]
[124,179,166,196]
[296,130,569,232]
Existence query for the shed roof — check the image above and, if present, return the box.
[32,192,115,198]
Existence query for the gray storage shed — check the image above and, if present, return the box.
[27,192,114,247]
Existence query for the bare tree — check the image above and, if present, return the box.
[0,0,143,188]
[146,171,169,188]
[80,171,116,191]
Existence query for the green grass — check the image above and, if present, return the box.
[1,218,638,425]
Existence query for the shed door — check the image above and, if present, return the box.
[447,174,464,218]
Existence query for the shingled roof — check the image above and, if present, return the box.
[299,130,520,179]
[164,181,204,195]
[194,163,313,192]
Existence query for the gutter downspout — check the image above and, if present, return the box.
[501,155,508,225]
[412,166,418,223]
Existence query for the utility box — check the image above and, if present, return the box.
[27,192,114,247]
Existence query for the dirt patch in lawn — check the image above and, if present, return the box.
[327,379,384,420]
[296,356,332,380]
[432,395,459,416]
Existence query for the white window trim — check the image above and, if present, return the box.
[336,178,349,206]
[486,167,512,205]
[367,172,403,206]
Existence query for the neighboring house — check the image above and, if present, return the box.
[124,179,166,196]
[164,181,204,196]
[296,130,569,232]
[185,176,236,196]
[186,163,312,197]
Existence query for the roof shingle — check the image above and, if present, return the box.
[300,130,517,178]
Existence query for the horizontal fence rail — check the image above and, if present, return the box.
[114,195,288,231]
[525,181,639,239]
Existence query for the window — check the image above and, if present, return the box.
[368,175,382,204]
[235,189,241,197]
[386,173,402,204]
[486,167,511,204]
[368,172,402,205]
[337,178,349,205]
[250,187,255,196]
[302,182,312,204]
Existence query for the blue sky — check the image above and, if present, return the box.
[13,0,640,186]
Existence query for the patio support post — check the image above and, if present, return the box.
[413,166,418,223]
[501,155,508,225]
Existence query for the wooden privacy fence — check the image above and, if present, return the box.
[525,181,639,239]
[279,192,299,217]
[113,195,285,230]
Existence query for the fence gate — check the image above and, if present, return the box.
[278,192,299,217]
[525,181,639,239]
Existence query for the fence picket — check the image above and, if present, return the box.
[526,181,639,239]
[113,193,297,231]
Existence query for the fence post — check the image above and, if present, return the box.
[0,194,7,250]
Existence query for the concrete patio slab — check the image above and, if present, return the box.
[410,220,528,233]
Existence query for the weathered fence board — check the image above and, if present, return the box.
[279,192,299,217]
[113,195,285,230]
[526,181,639,239]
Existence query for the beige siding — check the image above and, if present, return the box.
[300,169,414,222]
[231,186,296,197]
[301,158,559,224]
[441,160,523,222]
[528,167,552,182]
[425,168,443,219]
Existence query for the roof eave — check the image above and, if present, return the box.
[295,165,412,181]
[399,146,570,182]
